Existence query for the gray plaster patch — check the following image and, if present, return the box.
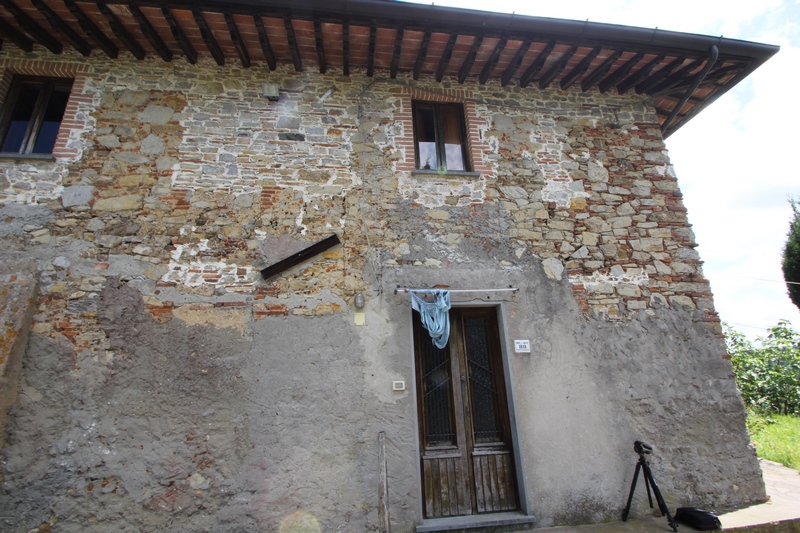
[61,185,95,208]
[0,204,54,237]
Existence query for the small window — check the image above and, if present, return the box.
[412,102,469,172]
[0,76,73,156]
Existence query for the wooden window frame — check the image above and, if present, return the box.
[412,101,471,172]
[0,75,74,157]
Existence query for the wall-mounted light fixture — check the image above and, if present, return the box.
[354,292,365,309]
[262,83,280,101]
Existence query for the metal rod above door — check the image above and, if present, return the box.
[394,286,518,294]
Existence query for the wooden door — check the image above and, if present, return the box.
[414,307,518,518]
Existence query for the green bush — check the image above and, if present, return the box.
[726,321,800,415]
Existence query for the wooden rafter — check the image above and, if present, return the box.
[500,38,531,87]
[413,28,431,80]
[647,58,704,96]
[63,0,117,57]
[97,2,145,59]
[31,0,91,56]
[313,18,326,73]
[519,40,555,88]
[342,21,349,75]
[435,33,457,82]
[162,7,196,64]
[559,46,600,90]
[616,54,664,94]
[129,2,172,61]
[284,16,302,71]
[539,44,577,89]
[366,24,376,77]
[0,0,62,53]
[389,26,403,79]
[254,15,276,70]
[457,35,482,83]
[634,56,684,94]
[597,52,642,93]
[225,12,250,67]
[479,37,506,85]
[0,16,33,52]
[193,9,224,65]
[580,50,622,92]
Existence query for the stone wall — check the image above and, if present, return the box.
[0,49,763,532]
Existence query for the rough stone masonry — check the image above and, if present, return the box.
[0,46,764,533]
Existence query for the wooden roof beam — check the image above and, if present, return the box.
[225,12,249,67]
[539,44,577,89]
[98,2,145,59]
[560,45,600,90]
[597,52,642,93]
[615,54,663,94]
[63,0,117,58]
[162,7,196,64]
[0,0,62,53]
[342,21,349,75]
[519,40,554,88]
[193,9,224,65]
[500,38,531,87]
[0,16,33,52]
[647,58,704,96]
[254,16,276,70]
[634,56,684,94]
[661,45,718,136]
[389,27,403,79]
[479,37,507,85]
[31,0,91,56]
[457,35,482,83]
[313,18,326,73]
[283,17,302,71]
[435,33,457,82]
[580,49,622,92]
[129,2,172,61]
[413,29,431,80]
[366,24,376,77]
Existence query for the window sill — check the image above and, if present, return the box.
[416,512,536,532]
[411,169,482,179]
[0,153,55,162]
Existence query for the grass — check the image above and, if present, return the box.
[748,412,800,471]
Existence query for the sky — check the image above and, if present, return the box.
[402,0,800,339]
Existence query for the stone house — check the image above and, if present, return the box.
[0,0,779,531]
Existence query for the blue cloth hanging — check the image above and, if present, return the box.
[410,290,451,349]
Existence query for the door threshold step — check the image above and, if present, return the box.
[416,512,537,532]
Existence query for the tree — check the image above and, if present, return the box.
[726,321,800,415]
[782,199,800,311]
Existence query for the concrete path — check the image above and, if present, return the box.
[533,459,800,533]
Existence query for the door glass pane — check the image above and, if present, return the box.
[32,83,71,154]
[440,105,466,171]
[464,317,502,443]
[419,317,456,445]
[1,81,42,153]
[414,105,438,170]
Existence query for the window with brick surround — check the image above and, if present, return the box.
[412,101,470,172]
[0,76,73,156]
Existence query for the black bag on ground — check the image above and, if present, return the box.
[674,507,722,530]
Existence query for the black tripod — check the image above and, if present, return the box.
[622,440,678,532]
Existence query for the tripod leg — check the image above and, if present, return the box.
[642,463,678,532]
[644,468,654,509]
[622,462,642,522]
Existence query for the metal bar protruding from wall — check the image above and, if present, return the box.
[394,286,518,295]
[260,234,341,280]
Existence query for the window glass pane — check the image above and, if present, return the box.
[440,106,466,171]
[418,315,456,446]
[32,84,71,154]
[1,82,41,153]
[414,105,438,170]
[465,317,502,443]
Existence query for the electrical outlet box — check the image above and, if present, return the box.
[392,380,406,391]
